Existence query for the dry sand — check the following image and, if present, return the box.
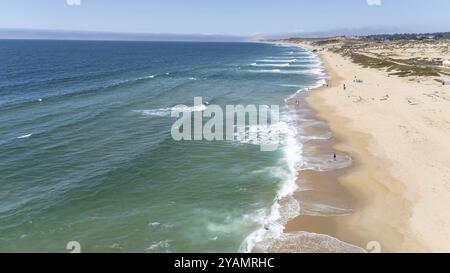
[282,41,450,253]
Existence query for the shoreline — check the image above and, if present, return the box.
[301,51,422,252]
[280,45,377,252]
[244,44,367,253]
[277,40,450,252]
[250,43,368,253]
[267,41,423,252]
[247,40,450,252]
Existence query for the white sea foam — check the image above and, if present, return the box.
[234,121,289,147]
[172,105,208,113]
[247,69,321,75]
[246,69,281,74]
[308,67,325,76]
[132,74,157,81]
[251,63,291,67]
[17,133,32,139]
[134,104,207,117]
[148,221,175,229]
[286,79,327,102]
[207,213,261,234]
[240,46,340,253]
[148,222,161,227]
[257,59,298,63]
[240,111,302,253]
[134,109,170,117]
[263,231,366,253]
[287,63,322,68]
[109,74,158,88]
[310,78,327,89]
[286,88,309,100]
[146,240,172,252]
[279,84,303,88]
[264,56,305,59]
[240,105,355,252]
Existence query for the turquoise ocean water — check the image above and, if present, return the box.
[0,40,324,252]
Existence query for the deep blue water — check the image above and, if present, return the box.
[0,40,323,252]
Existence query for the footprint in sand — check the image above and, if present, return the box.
[423,92,440,102]
[398,124,427,143]
[380,94,390,101]
[406,97,421,105]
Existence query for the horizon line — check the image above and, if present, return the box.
[1,28,449,42]
[0,28,251,42]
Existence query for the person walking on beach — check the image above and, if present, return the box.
[343,84,346,91]
[333,154,337,161]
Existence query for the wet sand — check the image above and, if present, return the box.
[283,83,372,252]
[263,81,367,253]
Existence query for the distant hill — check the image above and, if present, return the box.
[0,28,247,42]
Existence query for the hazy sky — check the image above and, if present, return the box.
[0,0,448,36]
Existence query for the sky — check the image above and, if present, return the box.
[0,0,449,37]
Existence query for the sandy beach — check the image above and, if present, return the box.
[276,39,450,253]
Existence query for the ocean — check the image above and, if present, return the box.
[0,40,325,252]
